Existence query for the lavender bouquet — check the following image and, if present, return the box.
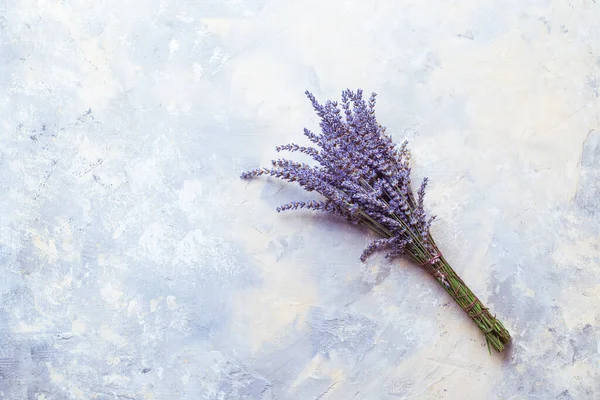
[241,89,511,353]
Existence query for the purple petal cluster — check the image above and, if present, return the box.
[241,89,436,262]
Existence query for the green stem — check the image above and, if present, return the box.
[426,256,511,352]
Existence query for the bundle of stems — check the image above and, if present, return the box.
[241,89,510,352]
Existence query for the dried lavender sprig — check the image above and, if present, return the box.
[241,89,511,352]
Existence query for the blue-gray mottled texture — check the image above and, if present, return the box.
[1,0,600,399]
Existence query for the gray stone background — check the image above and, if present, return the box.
[1,0,600,398]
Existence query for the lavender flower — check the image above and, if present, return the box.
[241,89,435,263]
[241,89,511,353]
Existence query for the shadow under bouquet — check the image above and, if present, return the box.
[241,89,511,353]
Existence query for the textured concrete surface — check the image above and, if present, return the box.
[1,0,600,399]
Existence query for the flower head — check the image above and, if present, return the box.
[242,89,436,262]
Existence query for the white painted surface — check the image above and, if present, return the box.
[1,0,599,398]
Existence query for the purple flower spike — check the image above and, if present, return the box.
[241,89,435,262]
